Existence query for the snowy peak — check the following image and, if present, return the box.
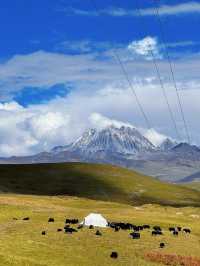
[69,126,155,155]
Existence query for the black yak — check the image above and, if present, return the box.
[95,230,102,236]
[23,217,30,221]
[183,228,191,234]
[160,243,165,248]
[130,232,140,239]
[110,252,118,259]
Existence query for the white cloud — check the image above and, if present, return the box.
[0,50,107,100]
[0,102,72,156]
[0,101,23,111]
[57,40,118,54]
[63,3,200,17]
[139,2,200,16]
[128,37,161,60]
[62,7,134,17]
[0,39,199,101]
[89,113,134,130]
[28,112,70,140]
[144,129,167,146]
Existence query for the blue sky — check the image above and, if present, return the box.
[0,0,200,60]
[1,0,200,156]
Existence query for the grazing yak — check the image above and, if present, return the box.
[173,231,178,236]
[108,222,151,233]
[152,225,163,236]
[130,232,140,239]
[64,227,78,234]
[65,219,79,224]
[143,225,150,229]
[183,228,191,234]
[89,225,94,229]
[152,230,163,236]
[160,243,165,248]
[153,226,162,231]
[109,222,133,230]
[169,226,182,232]
[95,230,102,236]
[42,231,46,235]
[48,218,54,223]
[110,252,118,259]
[23,217,30,221]
[57,228,62,232]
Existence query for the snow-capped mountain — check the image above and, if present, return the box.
[2,125,200,182]
[67,126,156,155]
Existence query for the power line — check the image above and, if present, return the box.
[135,0,181,140]
[153,0,191,144]
[89,0,152,129]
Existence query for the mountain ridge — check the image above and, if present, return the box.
[1,125,200,182]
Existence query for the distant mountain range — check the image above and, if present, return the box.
[1,125,200,182]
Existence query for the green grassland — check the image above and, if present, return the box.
[0,163,200,207]
[0,162,200,265]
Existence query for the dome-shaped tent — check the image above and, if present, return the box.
[81,213,108,227]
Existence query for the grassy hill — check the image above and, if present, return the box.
[184,181,200,192]
[0,162,200,207]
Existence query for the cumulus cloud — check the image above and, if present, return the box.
[128,37,161,60]
[0,102,72,156]
[27,112,70,141]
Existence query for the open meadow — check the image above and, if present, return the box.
[0,163,199,266]
[0,194,199,266]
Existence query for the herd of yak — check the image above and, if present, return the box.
[15,217,192,259]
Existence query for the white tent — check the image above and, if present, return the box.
[81,213,108,228]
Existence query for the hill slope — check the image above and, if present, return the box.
[0,162,200,207]
[184,182,200,192]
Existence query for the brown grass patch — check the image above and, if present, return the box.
[144,252,200,266]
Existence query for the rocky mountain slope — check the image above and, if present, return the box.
[52,126,156,156]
